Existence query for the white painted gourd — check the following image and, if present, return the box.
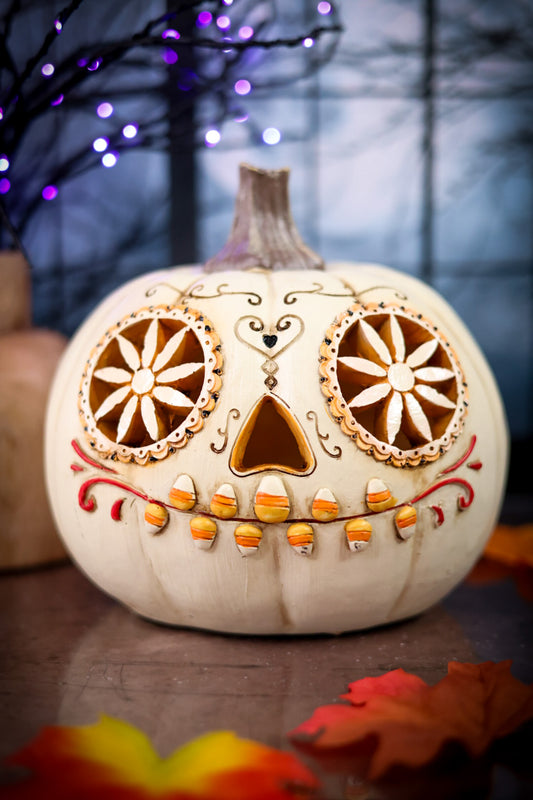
[45,165,508,634]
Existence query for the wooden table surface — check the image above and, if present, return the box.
[1,560,531,799]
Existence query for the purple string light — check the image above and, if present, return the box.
[51,94,64,106]
[162,28,180,39]
[196,11,212,28]
[42,185,58,201]
[92,137,109,152]
[102,152,118,168]
[96,102,113,119]
[41,63,55,77]
[216,15,231,30]
[0,178,11,194]
[162,48,178,65]
[122,124,138,139]
[238,26,254,40]
[234,79,251,96]
[204,129,221,147]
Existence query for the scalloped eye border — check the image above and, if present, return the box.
[319,302,468,468]
[79,305,223,465]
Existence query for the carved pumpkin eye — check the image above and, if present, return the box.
[79,306,222,464]
[320,304,467,466]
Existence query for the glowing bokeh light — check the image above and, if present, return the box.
[77,58,88,67]
[216,15,231,30]
[234,112,249,123]
[238,25,254,40]
[87,58,102,71]
[303,37,314,48]
[162,48,178,65]
[41,63,55,77]
[102,152,118,168]
[234,79,251,96]
[162,28,180,39]
[0,156,9,172]
[54,19,62,32]
[96,102,113,119]
[51,94,64,106]
[222,0,234,5]
[0,108,3,120]
[196,11,212,28]
[262,127,281,145]
[42,185,58,201]
[317,1,332,14]
[122,123,138,139]
[204,129,221,147]
[0,178,11,194]
[93,137,109,152]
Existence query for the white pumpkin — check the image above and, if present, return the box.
[45,165,508,634]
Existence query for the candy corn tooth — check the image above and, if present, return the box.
[144,503,168,534]
[395,505,417,540]
[344,518,372,552]
[210,483,238,519]
[169,473,196,511]
[312,487,338,521]
[286,523,314,555]
[234,523,263,556]
[189,516,217,550]
[254,476,290,523]
[366,478,397,512]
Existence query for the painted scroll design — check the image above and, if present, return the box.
[210,408,241,454]
[186,283,262,306]
[283,281,356,305]
[71,435,478,531]
[306,410,342,459]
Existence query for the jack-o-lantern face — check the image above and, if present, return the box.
[46,165,508,635]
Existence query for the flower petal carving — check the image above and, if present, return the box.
[319,303,467,466]
[80,305,223,465]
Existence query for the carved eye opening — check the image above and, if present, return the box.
[320,303,467,467]
[80,305,222,464]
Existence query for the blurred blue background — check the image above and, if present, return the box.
[1,0,531,509]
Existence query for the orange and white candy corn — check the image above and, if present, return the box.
[254,476,290,523]
[344,519,372,552]
[169,473,196,511]
[287,523,314,556]
[234,523,263,556]
[312,487,338,521]
[210,483,238,519]
[395,505,417,540]
[190,516,217,550]
[366,478,396,512]
[144,502,168,534]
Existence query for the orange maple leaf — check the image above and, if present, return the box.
[289,661,533,779]
[4,716,318,800]
[483,524,533,570]
[467,524,533,601]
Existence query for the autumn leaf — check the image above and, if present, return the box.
[467,524,533,601]
[483,524,533,569]
[4,716,318,800]
[289,661,533,779]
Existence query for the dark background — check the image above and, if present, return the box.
[1,0,531,517]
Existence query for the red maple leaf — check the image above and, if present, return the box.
[289,661,533,779]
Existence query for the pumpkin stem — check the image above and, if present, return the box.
[204,163,324,272]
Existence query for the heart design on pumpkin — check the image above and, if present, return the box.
[235,315,304,359]
[262,334,278,349]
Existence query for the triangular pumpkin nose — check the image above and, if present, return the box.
[230,394,315,476]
